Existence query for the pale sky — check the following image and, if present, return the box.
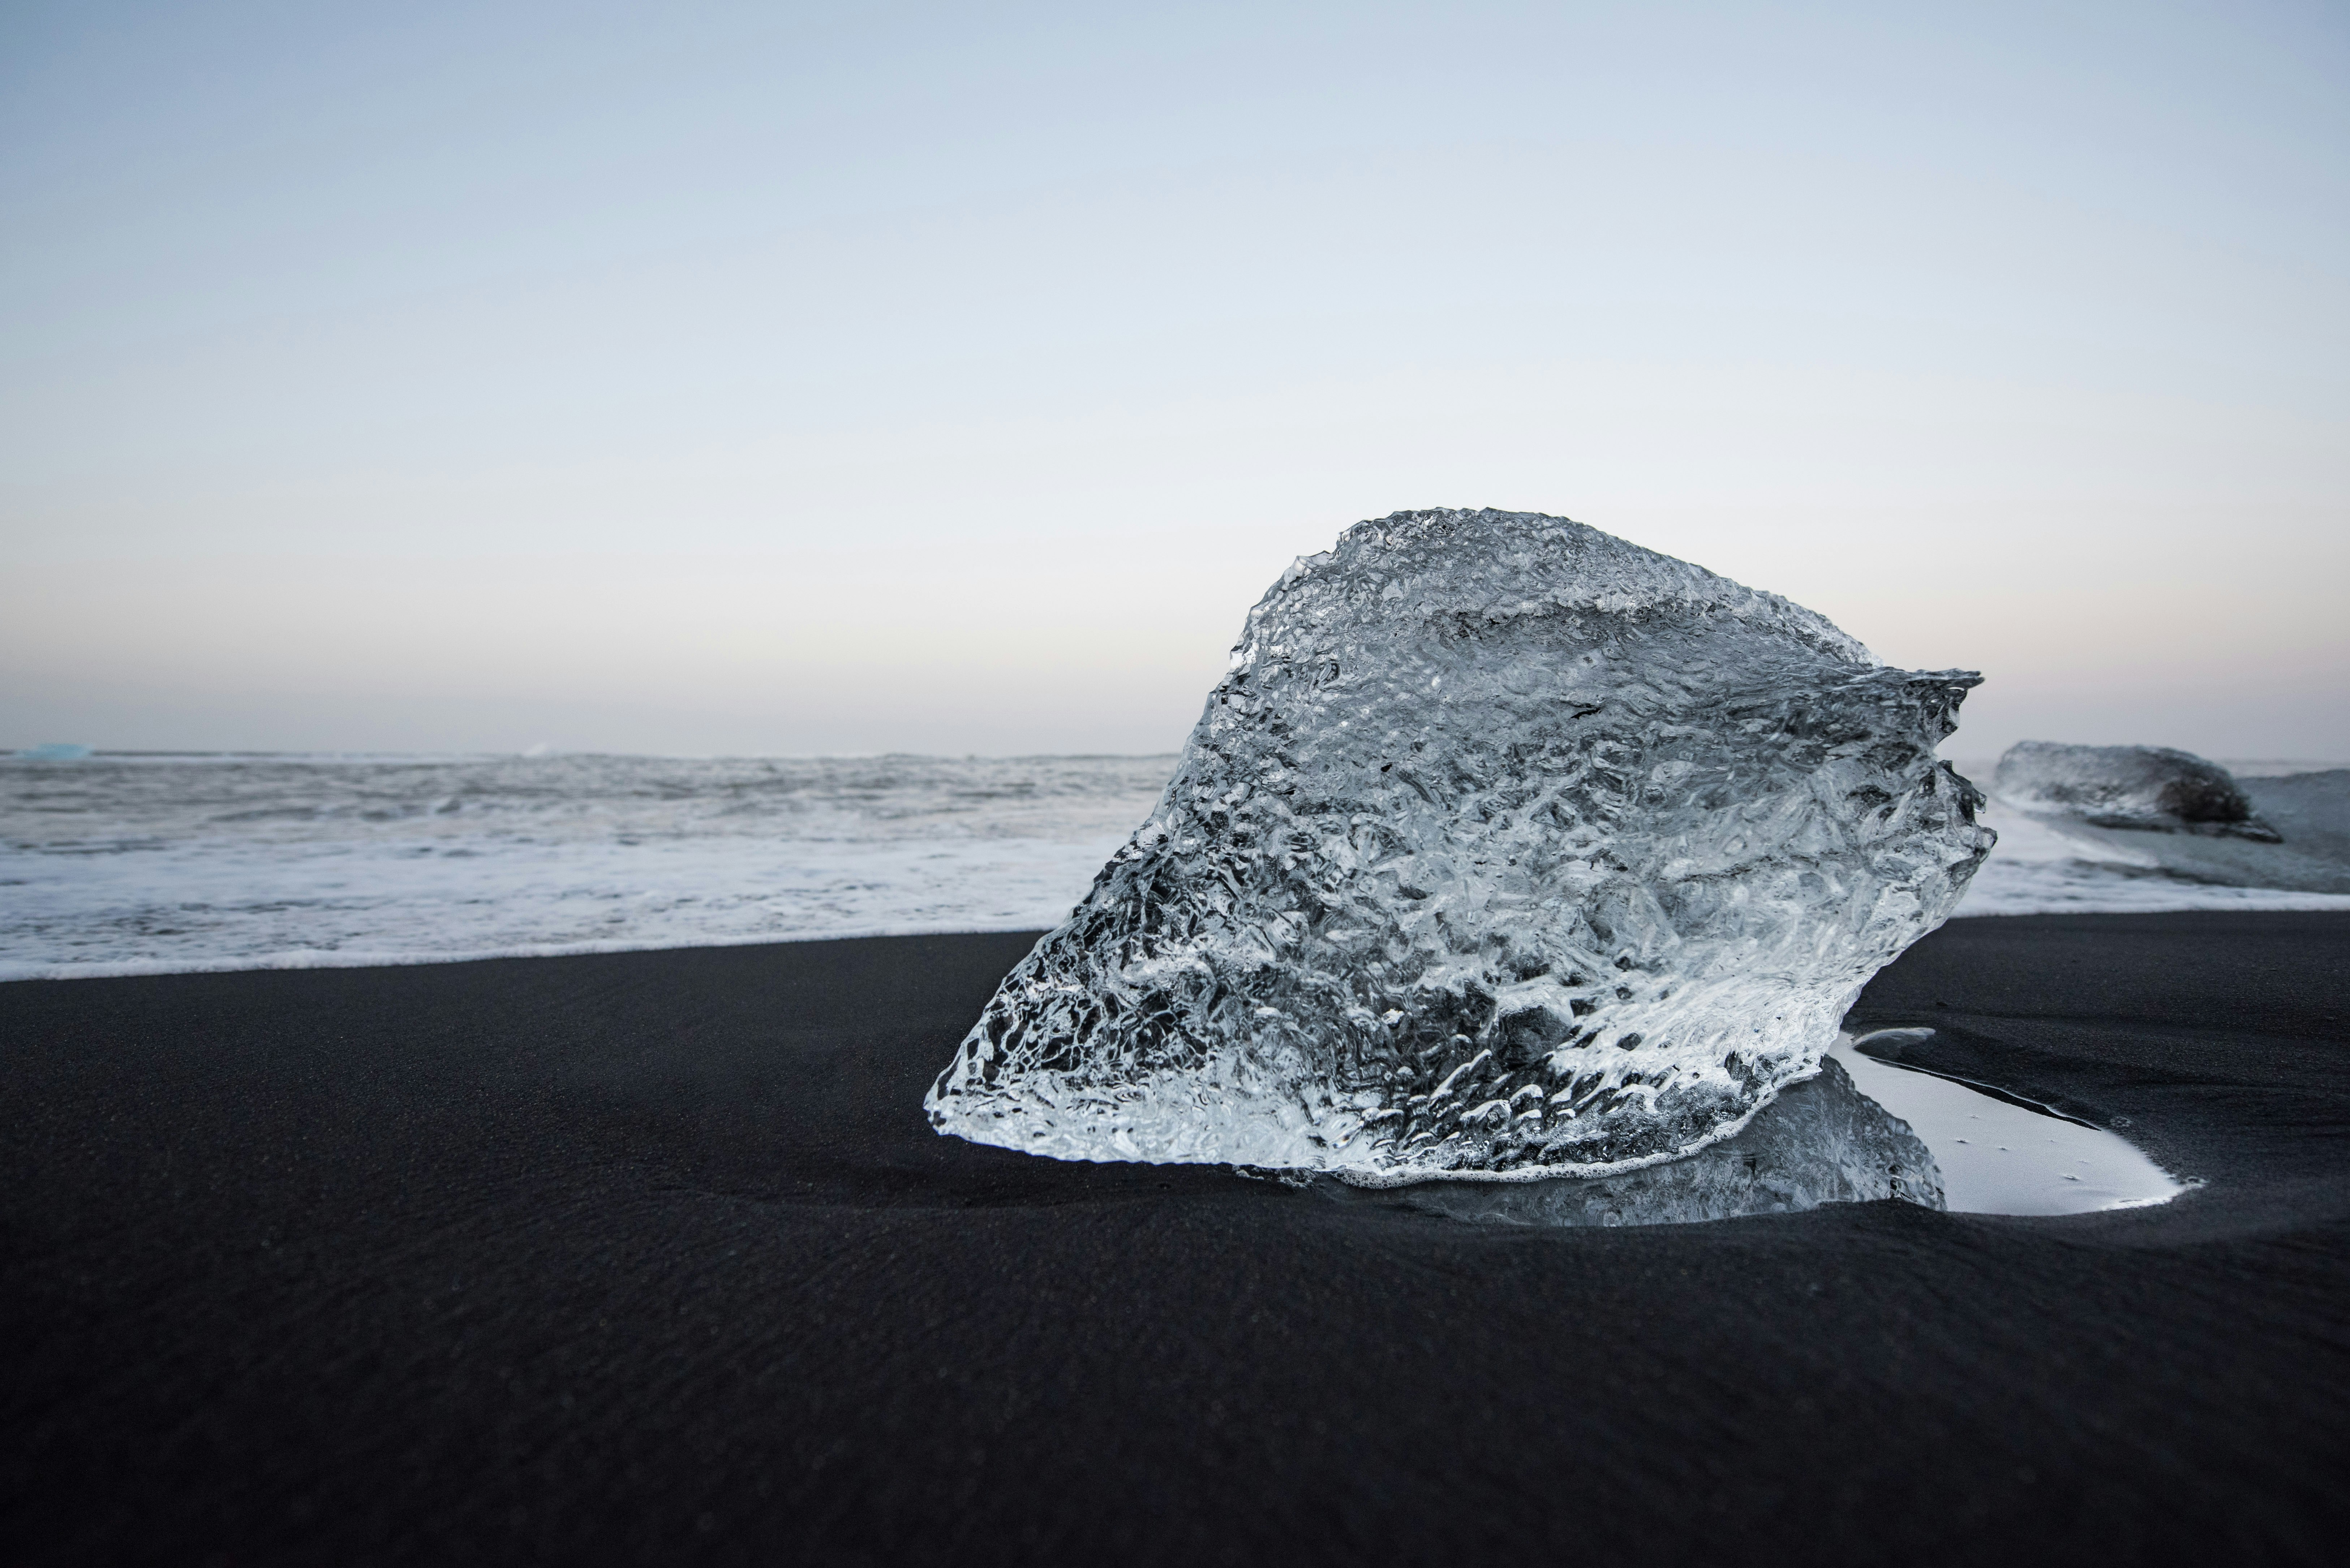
[4,1,2345,759]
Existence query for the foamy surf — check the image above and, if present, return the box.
[1,752,1166,980]
[5,750,2348,980]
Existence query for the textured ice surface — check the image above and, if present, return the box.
[1357,1056,1943,1226]
[927,509,1995,1181]
[1993,742,2277,840]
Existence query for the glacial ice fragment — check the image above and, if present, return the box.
[1988,743,2350,896]
[1993,742,2278,841]
[1351,1057,1945,1226]
[926,508,1994,1181]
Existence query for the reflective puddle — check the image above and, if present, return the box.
[1832,1029,2185,1216]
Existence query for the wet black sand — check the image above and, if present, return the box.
[5,913,2347,1565]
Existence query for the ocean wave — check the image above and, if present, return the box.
[1957,795,2350,916]
[5,751,2346,980]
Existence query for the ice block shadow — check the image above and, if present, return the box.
[1322,1058,1943,1228]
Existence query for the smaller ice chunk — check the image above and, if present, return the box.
[1993,742,2276,841]
[1988,745,2350,896]
[1349,1057,1943,1227]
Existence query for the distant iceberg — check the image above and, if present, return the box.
[12,743,93,762]
[1994,741,2277,840]
[1988,742,2350,897]
[927,509,1994,1182]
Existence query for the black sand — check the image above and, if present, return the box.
[5,913,2348,1565]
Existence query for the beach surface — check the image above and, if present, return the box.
[5,914,2348,1564]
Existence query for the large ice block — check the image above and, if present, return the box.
[927,509,1993,1182]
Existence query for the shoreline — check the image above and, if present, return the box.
[13,751,2350,987]
[14,887,2350,985]
[7,914,2348,1563]
[0,919,1064,985]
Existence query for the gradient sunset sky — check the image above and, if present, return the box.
[5,1,2344,757]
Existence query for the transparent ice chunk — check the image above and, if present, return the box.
[1339,1056,1945,1225]
[927,509,1994,1182]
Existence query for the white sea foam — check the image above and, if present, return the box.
[5,750,2346,982]
[0,753,1168,981]
[1958,795,2350,917]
